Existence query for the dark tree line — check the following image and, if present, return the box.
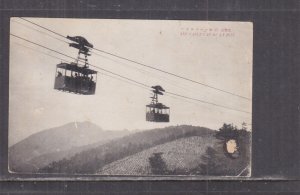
[146,123,251,176]
[193,123,251,176]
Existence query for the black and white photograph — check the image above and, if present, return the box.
[8,18,252,177]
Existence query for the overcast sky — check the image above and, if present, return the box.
[9,18,253,145]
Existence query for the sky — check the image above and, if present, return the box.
[9,18,253,145]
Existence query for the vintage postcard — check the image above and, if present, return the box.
[9,18,252,177]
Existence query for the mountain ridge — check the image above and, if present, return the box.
[39,125,215,174]
[9,121,130,172]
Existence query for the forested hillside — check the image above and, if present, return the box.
[39,125,215,174]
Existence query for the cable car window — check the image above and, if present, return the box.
[56,69,62,77]
[65,69,72,77]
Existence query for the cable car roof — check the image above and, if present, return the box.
[56,62,97,74]
[67,36,94,48]
[146,103,169,109]
[152,85,165,92]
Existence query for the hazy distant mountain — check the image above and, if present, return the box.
[40,125,215,174]
[9,121,130,173]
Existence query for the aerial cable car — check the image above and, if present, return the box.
[146,85,170,122]
[54,36,98,95]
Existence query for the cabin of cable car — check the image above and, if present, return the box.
[146,85,170,122]
[54,62,97,95]
[54,36,98,95]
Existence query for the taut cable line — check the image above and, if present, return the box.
[18,17,251,101]
[10,33,251,115]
